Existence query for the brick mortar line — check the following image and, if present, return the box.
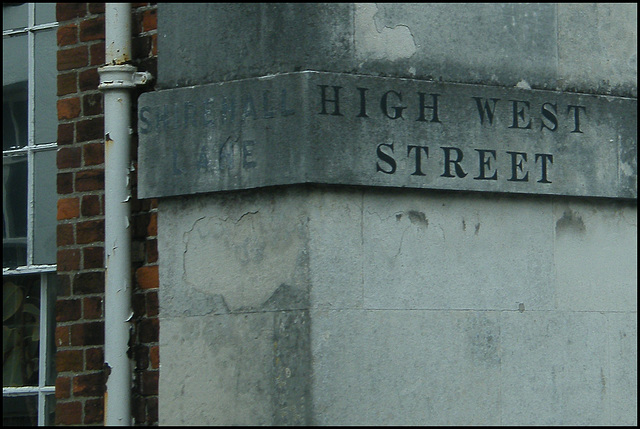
[57,25,157,39]
[56,248,105,254]
[56,217,106,225]
[57,272,105,278]
[56,151,104,158]
[57,91,103,100]
[57,113,104,122]
[57,42,104,53]
[56,165,106,172]
[60,268,105,273]
[57,36,105,45]
[57,146,105,153]
[55,188,106,196]
[54,347,105,352]
[136,30,158,37]
[57,165,105,172]
[57,142,105,149]
[56,296,105,302]
[56,372,104,377]
[56,302,105,307]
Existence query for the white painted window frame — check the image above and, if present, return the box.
[3,3,58,426]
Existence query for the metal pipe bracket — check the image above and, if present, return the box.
[98,64,153,90]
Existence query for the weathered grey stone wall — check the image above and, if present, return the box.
[307,188,636,425]
[158,190,312,424]
[158,3,637,97]
[158,187,636,425]
[152,3,637,425]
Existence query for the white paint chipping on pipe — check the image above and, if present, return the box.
[98,3,152,426]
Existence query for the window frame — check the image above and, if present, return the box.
[3,3,58,268]
[3,3,58,426]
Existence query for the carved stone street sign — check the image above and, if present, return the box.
[138,71,636,199]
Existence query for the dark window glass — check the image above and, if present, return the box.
[3,82,29,150]
[3,155,28,267]
[2,396,38,426]
[3,275,41,388]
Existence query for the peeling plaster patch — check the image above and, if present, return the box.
[355,3,417,61]
[407,210,428,228]
[179,207,307,311]
[555,209,586,235]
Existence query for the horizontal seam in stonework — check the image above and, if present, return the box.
[339,308,637,314]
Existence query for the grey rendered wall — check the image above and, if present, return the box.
[154,3,637,425]
[158,187,636,425]
[158,3,637,97]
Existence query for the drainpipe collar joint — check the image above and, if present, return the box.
[98,64,153,90]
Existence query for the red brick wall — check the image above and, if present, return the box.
[55,3,159,425]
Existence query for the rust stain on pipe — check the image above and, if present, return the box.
[115,53,131,65]
[105,133,114,156]
[106,47,131,65]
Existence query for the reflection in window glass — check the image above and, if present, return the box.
[2,3,28,31]
[3,275,41,388]
[43,274,58,387]
[3,155,28,267]
[3,395,38,426]
[35,3,56,26]
[3,82,28,150]
[33,149,57,265]
[34,28,57,145]
[3,36,28,150]
[44,394,56,425]
[3,33,28,86]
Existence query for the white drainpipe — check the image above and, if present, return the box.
[98,3,151,425]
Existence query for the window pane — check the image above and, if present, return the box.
[3,275,41,388]
[3,155,28,268]
[33,149,57,265]
[34,28,57,145]
[2,4,28,32]
[44,394,56,425]
[2,395,38,426]
[3,81,28,150]
[35,3,56,26]
[3,33,28,150]
[3,34,28,93]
